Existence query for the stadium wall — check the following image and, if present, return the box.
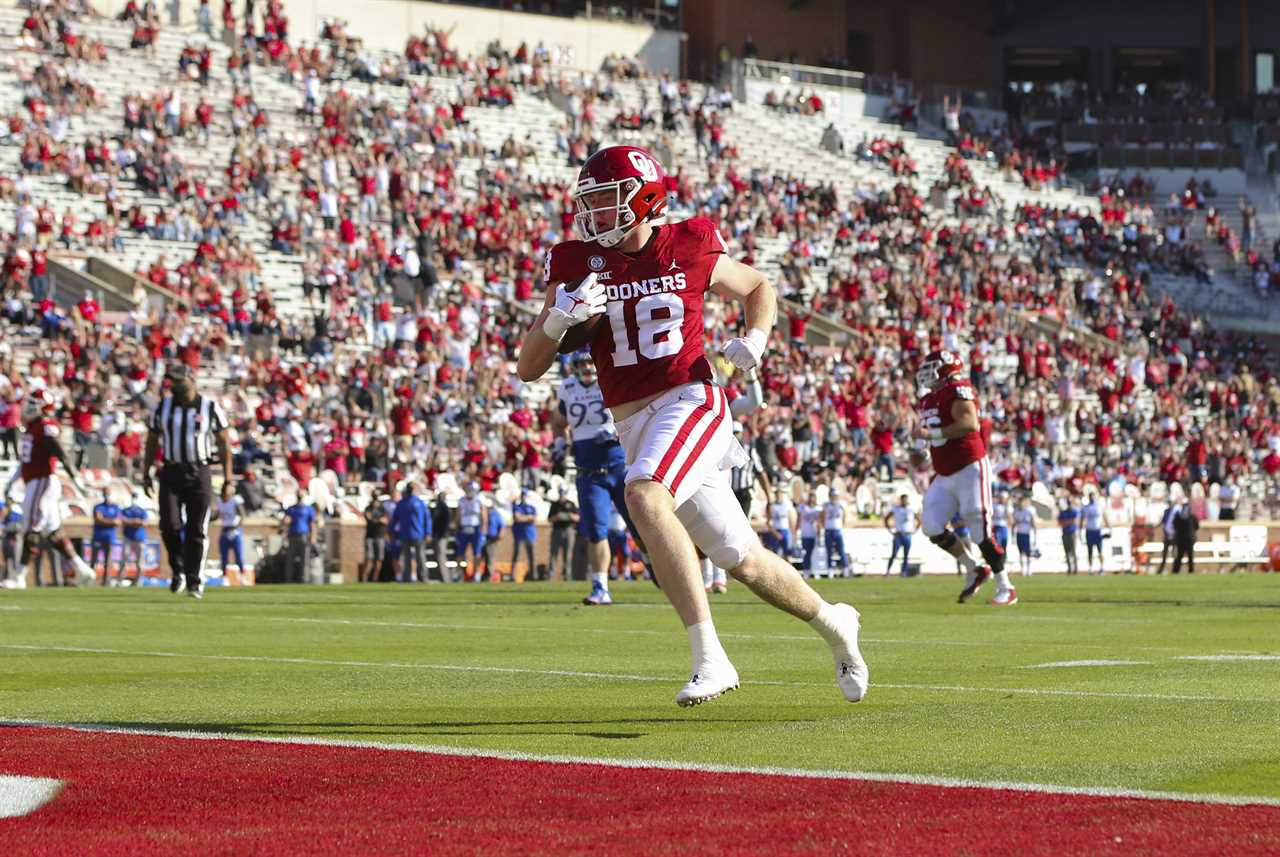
[275,0,682,76]
[685,0,991,90]
[92,0,681,74]
[54,518,1279,581]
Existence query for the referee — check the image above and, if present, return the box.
[142,364,232,599]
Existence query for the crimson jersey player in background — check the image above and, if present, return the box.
[915,350,1017,606]
[2,389,96,588]
[517,145,868,707]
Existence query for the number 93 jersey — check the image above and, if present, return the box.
[545,217,726,408]
[557,375,626,471]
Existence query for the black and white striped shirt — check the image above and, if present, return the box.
[150,395,228,466]
[731,445,761,493]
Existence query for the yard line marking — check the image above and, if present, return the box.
[3,720,1278,809]
[0,775,63,819]
[1021,660,1152,669]
[0,605,1212,653]
[1175,655,1280,662]
[1,644,1270,703]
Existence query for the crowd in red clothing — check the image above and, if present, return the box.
[0,1,1276,524]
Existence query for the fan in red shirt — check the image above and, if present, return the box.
[285,446,316,488]
[1262,450,1280,477]
[322,434,350,486]
[915,349,1015,607]
[515,144,867,709]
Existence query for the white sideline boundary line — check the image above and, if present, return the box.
[2,719,1277,809]
[0,644,1271,703]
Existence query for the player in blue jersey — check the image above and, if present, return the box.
[0,500,21,587]
[120,492,149,585]
[91,488,122,586]
[555,353,633,606]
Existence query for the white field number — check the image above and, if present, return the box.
[0,775,64,818]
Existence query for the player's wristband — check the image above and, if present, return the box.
[929,428,944,442]
[542,310,570,343]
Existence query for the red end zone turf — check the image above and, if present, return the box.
[1,726,1277,856]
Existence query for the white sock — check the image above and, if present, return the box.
[591,571,608,591]
[687,619,728,666]
[701,557,713,587]
[807,600,848,646]
[712,565,727,586]
[71,554,93,576]
[994,570,1012,591]
[955,550,977,573]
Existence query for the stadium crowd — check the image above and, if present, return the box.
[0,0,1277,588]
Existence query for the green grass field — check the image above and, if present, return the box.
[2,575,1278,800]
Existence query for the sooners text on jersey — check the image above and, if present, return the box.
[918,381,985,476]
[546,218,727,407]
[20,418,61,481]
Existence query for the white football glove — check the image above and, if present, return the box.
[543,273,606,342]
[720,328,768,372]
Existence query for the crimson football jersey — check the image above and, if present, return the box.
[20,418,61,481]
[545,218,726,407]
[918,381,986,476]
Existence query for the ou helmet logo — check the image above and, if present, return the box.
[627,151,658,182]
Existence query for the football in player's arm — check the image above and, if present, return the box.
[516,251,773,387]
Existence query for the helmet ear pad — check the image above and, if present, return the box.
[633,183,667,221]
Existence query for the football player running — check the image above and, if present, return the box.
[554,351,633,606]
[518,145,868,707]
[914,350,1016,606]
[3,389,96,588]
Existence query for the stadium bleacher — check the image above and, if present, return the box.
[0,0,1276,587]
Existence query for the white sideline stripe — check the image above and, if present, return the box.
[1021,660,1152,669]
[2,720,1278,809]
[0,604,1222,653]
[0,644,1270,703]
[1176,655,1280,662]
[0,775,63,818]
